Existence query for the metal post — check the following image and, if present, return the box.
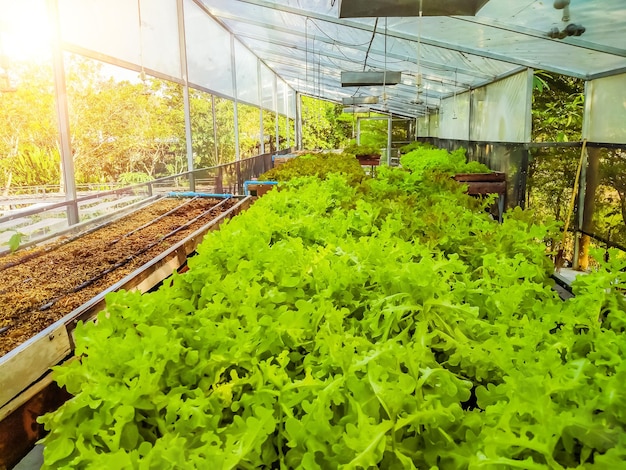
[274,76,279,152]
[211,94,218,162]
[295,92,303,150]
[523,68,534,143]
[47,0,78,225]
[258,60,265,154]
[231,35,240,161]
[177,0,194,191]
[387,115,392,166]
[286,88,291,149]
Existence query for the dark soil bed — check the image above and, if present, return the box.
[0,197,235,356]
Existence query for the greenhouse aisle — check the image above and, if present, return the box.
[13,446,43,470]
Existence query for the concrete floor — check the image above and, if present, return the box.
[13,445,43,470]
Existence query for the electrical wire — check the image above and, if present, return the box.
[362,17,379,72]
[306,18,373,48]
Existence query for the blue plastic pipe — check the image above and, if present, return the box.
[243,180,278,196]
[167,192,233,198]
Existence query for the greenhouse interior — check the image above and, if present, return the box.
[1,0,626,468]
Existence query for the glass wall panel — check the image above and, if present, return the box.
[214,97,236,163]
[0,0,59,195]
[278,115,290,150]
[588,146,626,250]
[470,71,531,142]
[139,0,181,79]
[237,103,262,158]
[189,89,216,168]
[263,111,277,153]
[63,54,185,184]
[585,73,626,144]
[288,118,296,149]
[417,116,429,137]
[260,64,276,112]
[184,0,233,97]
[358,118,389,150]
[428,111,440,137]
[439,92,470,140]
[526,146,580,223]
[392,119,411,148]
[234,41,259,106]
[277,79,287,116]
[287,88,296,119]
[59,0,141,67]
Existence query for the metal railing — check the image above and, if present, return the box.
[0,150,284,251]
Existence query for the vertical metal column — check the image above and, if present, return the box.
[231,35,240,161]
[274,76,279,152]
[258,60,265,154]
[387,115,392,166]
[523,68,534,143]
[177,0,194,191]
[286,87,291,149]
[295,92,303,150]
[47,0,78,225]
[212,94,218,162]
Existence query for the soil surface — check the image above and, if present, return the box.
[0,197,235,357]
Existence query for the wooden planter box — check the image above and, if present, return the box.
[246,182,278,196]
[453,172,506,196]
[0,197,253,469]
[356,154,381,166]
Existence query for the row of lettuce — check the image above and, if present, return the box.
[40,146,626,468]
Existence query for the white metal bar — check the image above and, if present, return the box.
[47,0,78,226]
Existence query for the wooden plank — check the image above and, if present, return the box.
[0,374,69,470]
[0,325,70,410]
[247,183,277,196]
[0,196,254,468]
[464,181,507,195]
[453,172,505,182]
[358,159,381,166]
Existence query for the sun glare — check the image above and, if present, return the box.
[0,0,52,62]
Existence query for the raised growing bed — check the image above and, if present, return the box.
[355,154,381,166]
[0,195,253,469]
[453,171,506,196]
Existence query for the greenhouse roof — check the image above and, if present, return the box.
[201,0,626,118]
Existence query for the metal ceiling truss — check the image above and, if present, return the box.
[218,13,493,82]
[230,0,585,78]
[200,0,625,119]
[236,32,479,91]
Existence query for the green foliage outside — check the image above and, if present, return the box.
[527,72,585,227]
[117,172,153,185]
[529,71,626,249]
[39,162,626,468]
[0,55,294,194]
[300,96,352,150]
